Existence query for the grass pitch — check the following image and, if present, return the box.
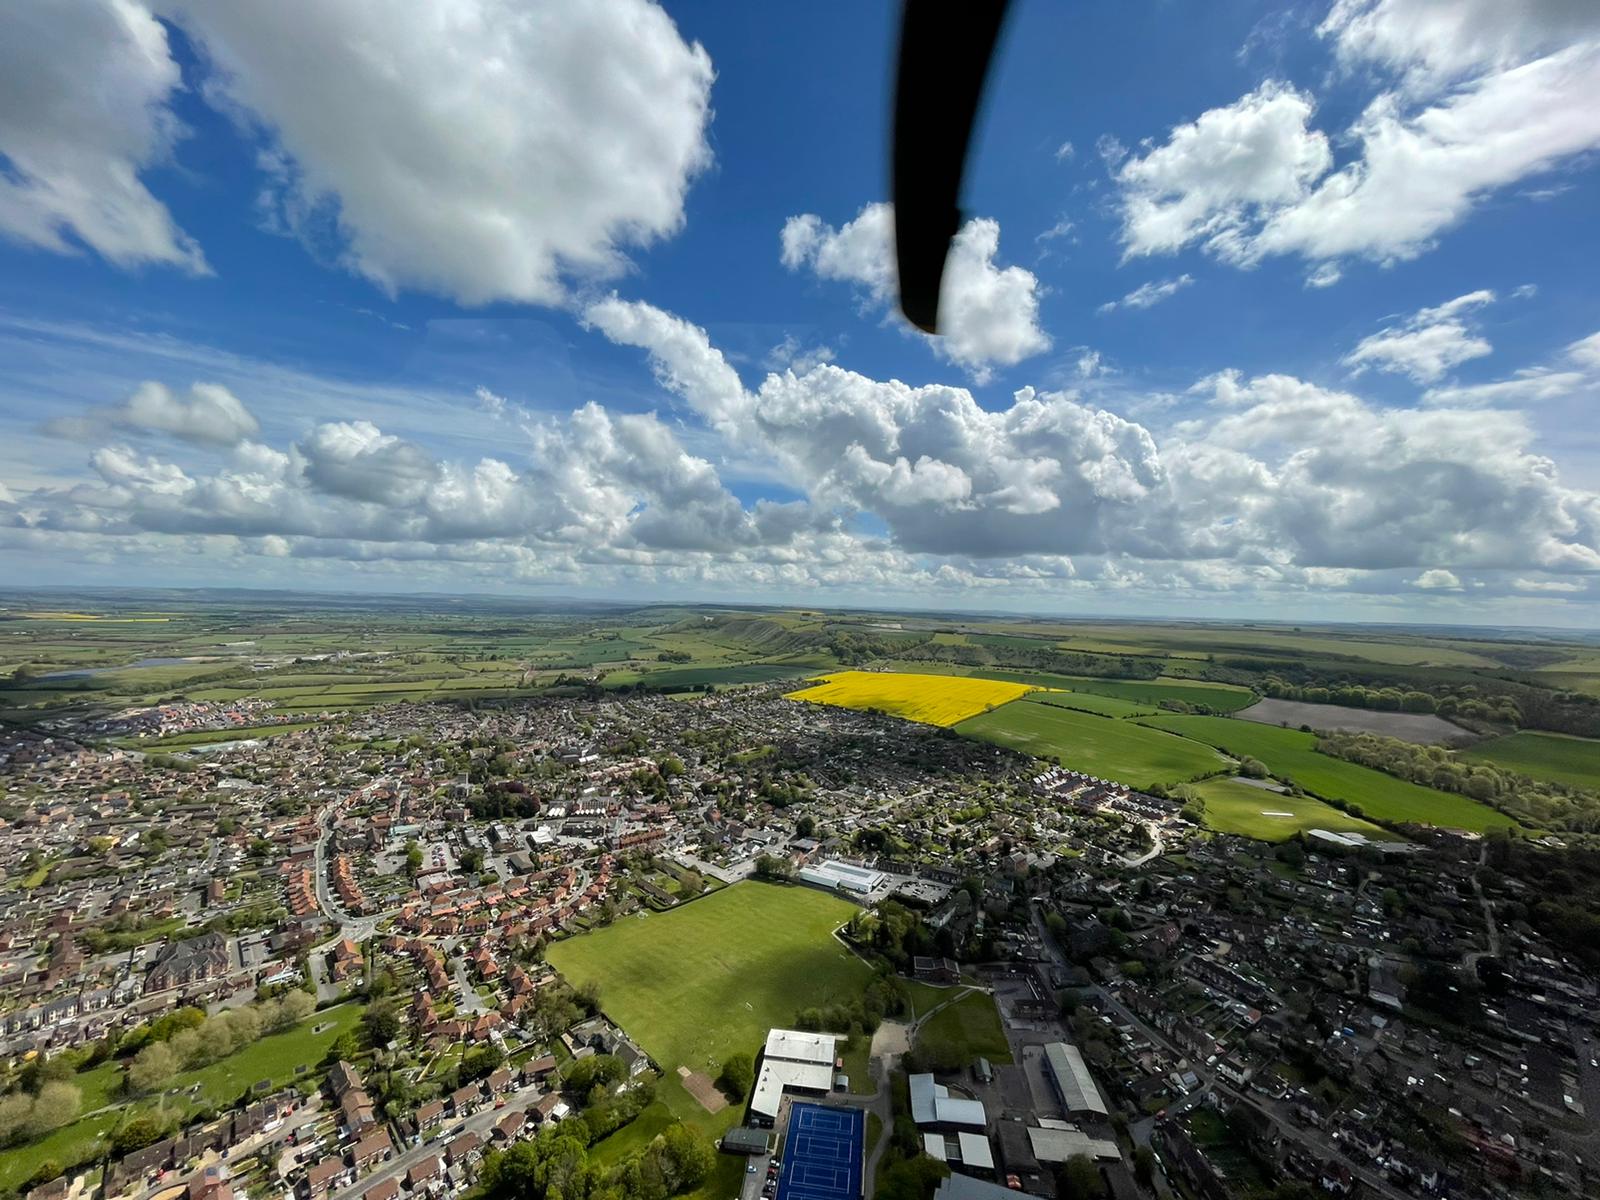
[546,881,870,1085]
[1192,778,1387,842]
[915,990,1013,1069]
[1141,715,1514,832]
[1462,730,1600,791]
[785,669,1035,726]
[956,699,1227,788]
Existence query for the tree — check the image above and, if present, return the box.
[274,989,315,1028]
[716,1052,754,1101]
[110,1112,171,1155]
[796,815,816,838]
[1133,1146,1154,1188]
[659,1124,715,1193]
[753,854,792,880]
[1056,1155,1104,1200]
[405,840,423,879]
[27,1083,81,1137]
[0,1093,35,1146]
[364,1001,402,1046]
[127,1041,179,1094]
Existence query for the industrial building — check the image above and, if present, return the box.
[909,1073,987,1129]
[1042,1042,1107,1116]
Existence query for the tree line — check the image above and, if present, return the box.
[1316,731,1600,833]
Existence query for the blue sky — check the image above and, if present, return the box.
[3,0,1600,623]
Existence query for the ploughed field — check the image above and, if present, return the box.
[1236,697,1476,746]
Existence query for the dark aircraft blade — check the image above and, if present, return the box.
[892,0,1013,334]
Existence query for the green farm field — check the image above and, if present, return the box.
[1027,690,1156,718]
[969,670,1256,712]
[955,698,1227,788]
[1192,778,1387,842]
[1462,730,1600,791]
[545,882,869,1115]
[1140,715,1514,832]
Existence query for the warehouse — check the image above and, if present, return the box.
[1026,1124,1120,1164]
[1042,1043,1106,1116]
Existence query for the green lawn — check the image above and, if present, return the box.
[1192,778,1387,842]
[1141,715,1513,832]
[0,1111,119,1191]
[914,991,1012,1069]
[1462,730,1600,791]
[955,700,1227,788]
[970,671,1256,713]
[546,882,870,1120]
[169,1002,364,1108]
[589,1098,678,1167]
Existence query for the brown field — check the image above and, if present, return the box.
[1236,698,1477,746]
[676,1066,726,1113]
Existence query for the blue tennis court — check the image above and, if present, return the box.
[776,1103,864,1200]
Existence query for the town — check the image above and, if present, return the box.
[1,682,1595,1200]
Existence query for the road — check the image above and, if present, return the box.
[329,1080,556,1200]
[453,956,487,1015]
[121,1099,328,1200]
[1121,821,1164,868]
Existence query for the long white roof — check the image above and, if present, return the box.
[764,1028,837,1065]
[749,1059,834,1119]
[1043,1042,1106,1116]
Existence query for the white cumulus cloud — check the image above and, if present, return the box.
[779,202,1050,381]
[0,0,207,273]
[1343,290,1495,383]
[1112,5,1600,274]
[44,381,260,446]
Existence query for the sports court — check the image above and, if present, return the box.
[775,1103,864,1200]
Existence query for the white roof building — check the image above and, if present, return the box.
[1043,1043,1106,1116]
[909,1074,987,1129]
[956,1133,994,1172]
[797,860,886,895]
[1026,1125,1119,1163]
[749,1028,841,1121]
[764,1029,837,1066]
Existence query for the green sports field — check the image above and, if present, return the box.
[1462,730,1600,791]
[915,990,1013,1069]
[1192,778,1387,842]
[1141,715,1513,832]
[955,698,1227,788]
[546,882,870,1103]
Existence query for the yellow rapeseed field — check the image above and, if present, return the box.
[785,669,1035,726]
